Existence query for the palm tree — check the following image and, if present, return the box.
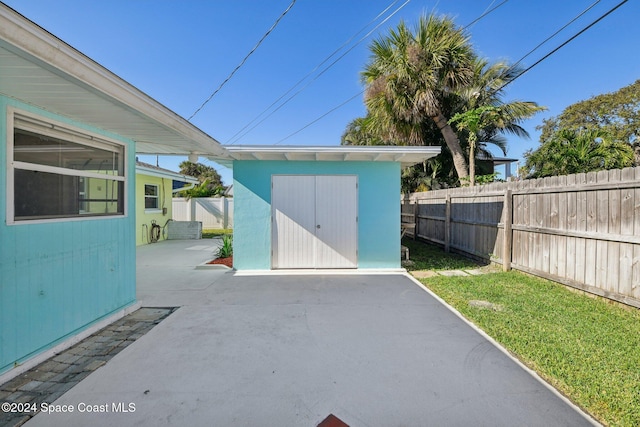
[523,129,634,178]
[341,116,385,146]
[362,13,475,180]
[449,59,546,185]
[457,58,546,141]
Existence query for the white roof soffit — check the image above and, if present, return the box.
[213,145,441,169]
[135,165,199,184]
[0,4,229,160]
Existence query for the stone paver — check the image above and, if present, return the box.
[0,307,175,427]
[466,268,489,275]
[410,270,439,279]
[469,299,504,311]
[437,269,470,277]
[410,265,501,279]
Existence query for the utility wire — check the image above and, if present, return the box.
[274,0,507,145]
[227,0,411,145]
[496,0,628,93]
[463,0,509,29]
[276,0,628,145]
[275,91,364,144]
[507,0,602,75]
[226,0,406,144]
[188,0,297,121]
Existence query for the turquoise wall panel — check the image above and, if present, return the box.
[0,97,137,374]
[233,160,400,270]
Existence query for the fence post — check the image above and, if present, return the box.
[189,198,196,221]
[413,198,418,240]
[444,194,451,253]
[503,189,513,271]
[222,197,229,229]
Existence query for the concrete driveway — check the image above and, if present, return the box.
[25,240,596,426]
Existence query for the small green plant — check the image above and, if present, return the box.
[217,234,233,258]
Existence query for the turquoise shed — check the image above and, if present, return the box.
[0,2,439,381]
[0,5,227,378]
[218,146,440,272]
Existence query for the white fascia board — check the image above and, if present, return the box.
[224,145,440,155]
[0,4,229,159]
[135,166,199,184]
[221,145,441,168]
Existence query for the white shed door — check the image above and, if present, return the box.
[272,175,357,269]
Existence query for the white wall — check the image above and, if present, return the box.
[172,197,233,229]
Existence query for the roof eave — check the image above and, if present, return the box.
[0,4,230,159]
[135,165,199,183]
[210,145,441,169]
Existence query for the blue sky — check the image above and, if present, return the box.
[4,0,638,184]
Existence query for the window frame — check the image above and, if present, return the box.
[144,183,160,212]
[6,107,128,225]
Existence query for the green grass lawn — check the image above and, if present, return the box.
[406,239,640,427]
[402,238,483,271]
[202,228,233,239]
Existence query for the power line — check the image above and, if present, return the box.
[188,0,297,121]
[496,0,628,93]
[227,0,411,145]
[274,0,629,146]
[508,0,602,75]
[230,0,410,145]
[275,91,364,145]
[274,0,508,145]
[463,0,509,29]
[226,0,406,145]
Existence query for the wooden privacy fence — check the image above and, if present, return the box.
[172,197,233,229]
[401,167,640,308]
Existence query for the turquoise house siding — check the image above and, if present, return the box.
[233,160,400,270]
[0,97,137,374]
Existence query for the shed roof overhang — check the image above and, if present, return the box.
[490,157,519,166]
[0,4,229,160]
[135,162,199,184]
[213,145,441,169]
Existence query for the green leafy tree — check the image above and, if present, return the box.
[523,129,634,178]
[537,79,640,165]
[178,179,224,200]
[179,161,223,186]
[450,106,503,186]
[400,158,445,193]
[453,58,546,158]
[449,100,544,186]
[177,161,225,198]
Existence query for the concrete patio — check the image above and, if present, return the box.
[21,239,596,426]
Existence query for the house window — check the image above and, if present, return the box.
[144,184,159,210]
[8,109,126,222]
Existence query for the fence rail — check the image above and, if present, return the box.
[172,197,233,229]
[402,167,640,308]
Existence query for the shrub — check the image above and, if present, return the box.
[217,234,233,258]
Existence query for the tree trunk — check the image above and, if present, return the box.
[431,111,469,180]
[469,141,476,187]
